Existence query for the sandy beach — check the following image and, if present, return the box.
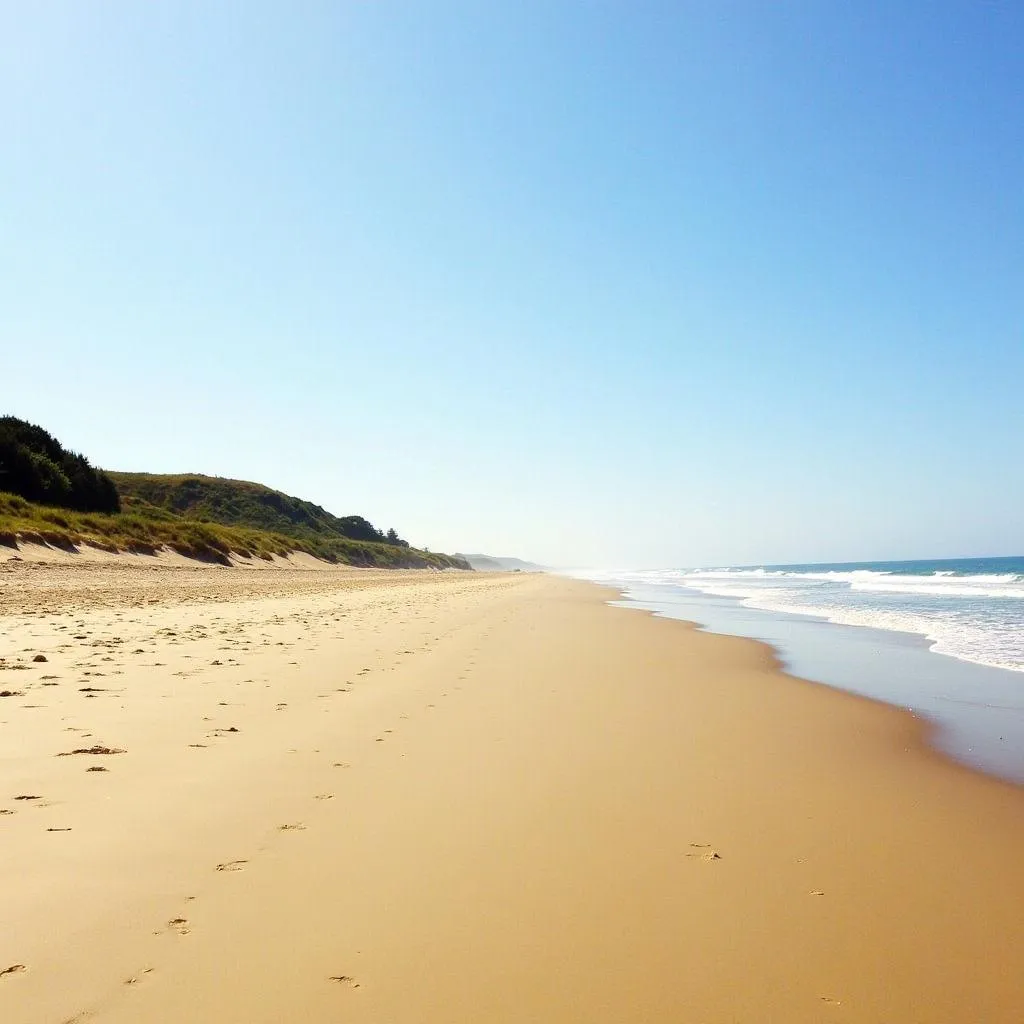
[1,554,1022,1023]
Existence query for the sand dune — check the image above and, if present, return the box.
[1,557,1021,1022]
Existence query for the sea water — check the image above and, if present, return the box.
[579,557,1024,784]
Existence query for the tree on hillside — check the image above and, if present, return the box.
[0,416,120,513]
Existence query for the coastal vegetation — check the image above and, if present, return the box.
[108,472,411,547]
[0,492,464,567]
[0,418,469,569]
[0,416,120,513]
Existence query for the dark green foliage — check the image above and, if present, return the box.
[107,472,421,553]
[0,421,469,569]
[0,417,120,513]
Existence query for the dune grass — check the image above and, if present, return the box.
[0,493,468,570]
[108,472,413,548]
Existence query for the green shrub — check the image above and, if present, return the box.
[0,417,120,513]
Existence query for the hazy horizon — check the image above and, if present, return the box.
[4,3,1022,567]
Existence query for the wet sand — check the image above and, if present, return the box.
[1,555,1022,1022]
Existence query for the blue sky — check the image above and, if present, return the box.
[3,1,1022,567]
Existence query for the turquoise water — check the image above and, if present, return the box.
[580,557,1024,784]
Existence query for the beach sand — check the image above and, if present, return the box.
[1,553,1022,1022]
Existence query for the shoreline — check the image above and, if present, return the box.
[604,577,1024,786]
[2,565,1023,1021]
[601,582,1024,796]
[591,559,1024,678]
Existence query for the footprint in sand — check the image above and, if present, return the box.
[278,823,306,831]
[0,964,26,979]
[687,844,722,862]
[215,860,248,872]
[329,975,360,988]
[168,917,190,935]
[57,745,126,756]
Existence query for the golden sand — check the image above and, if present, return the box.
[1,555,1021,1022]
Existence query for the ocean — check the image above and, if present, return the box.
[579,556,1024,784]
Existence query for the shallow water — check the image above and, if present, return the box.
[583,576,1024,785]
[607,557,1024,673]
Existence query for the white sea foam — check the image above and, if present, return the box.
[584,564,1024,673]
[850,579,1024,599]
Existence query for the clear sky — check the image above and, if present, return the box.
[3,2,1022,568]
